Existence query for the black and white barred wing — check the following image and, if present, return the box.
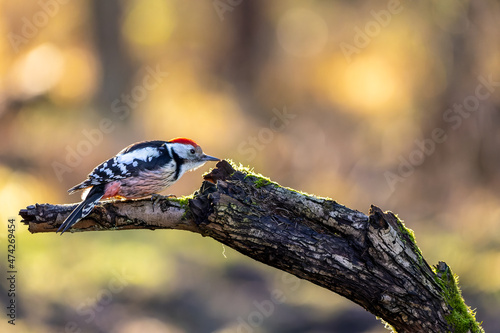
[67,140,171,194]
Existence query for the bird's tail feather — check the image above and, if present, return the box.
[58,184,106,235]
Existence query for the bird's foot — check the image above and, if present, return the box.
[151,193,177,210]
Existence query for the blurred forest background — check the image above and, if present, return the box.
[0,0,499,332]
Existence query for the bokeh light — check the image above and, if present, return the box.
[1,1,499,332]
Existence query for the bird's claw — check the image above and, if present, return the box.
[151,194,177,211]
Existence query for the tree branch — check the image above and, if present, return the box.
[19,161,483,333]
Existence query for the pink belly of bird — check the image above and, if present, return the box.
[102,170,174,199]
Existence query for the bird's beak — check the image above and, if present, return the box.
[201,154,220,162]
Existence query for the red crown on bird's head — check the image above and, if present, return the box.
[168,137,199,148]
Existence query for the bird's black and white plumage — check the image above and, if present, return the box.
[58,138,219,234]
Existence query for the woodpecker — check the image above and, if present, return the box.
[58,138,219,234]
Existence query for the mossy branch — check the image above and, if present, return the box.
[19,160,484,333]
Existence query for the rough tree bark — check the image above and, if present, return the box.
[19,161,483,333]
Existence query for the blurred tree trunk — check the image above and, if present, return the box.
[19,161,483,333]
[90,0,137,115]
[213,0,273,121]
[421,0,500,199]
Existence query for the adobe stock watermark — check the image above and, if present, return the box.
[236,272,301,333]
[212,0,243,21]
[237,106,296,162]
[384,74,499,192]
[52,65,168,182]
[339,0,403,64]
[64,268,131,333]
[8,0,70,53]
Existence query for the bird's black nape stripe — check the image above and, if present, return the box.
[171,149,183,181]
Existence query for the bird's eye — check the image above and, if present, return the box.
[190,148,195,154]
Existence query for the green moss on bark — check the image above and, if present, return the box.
[433,263,484,333]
